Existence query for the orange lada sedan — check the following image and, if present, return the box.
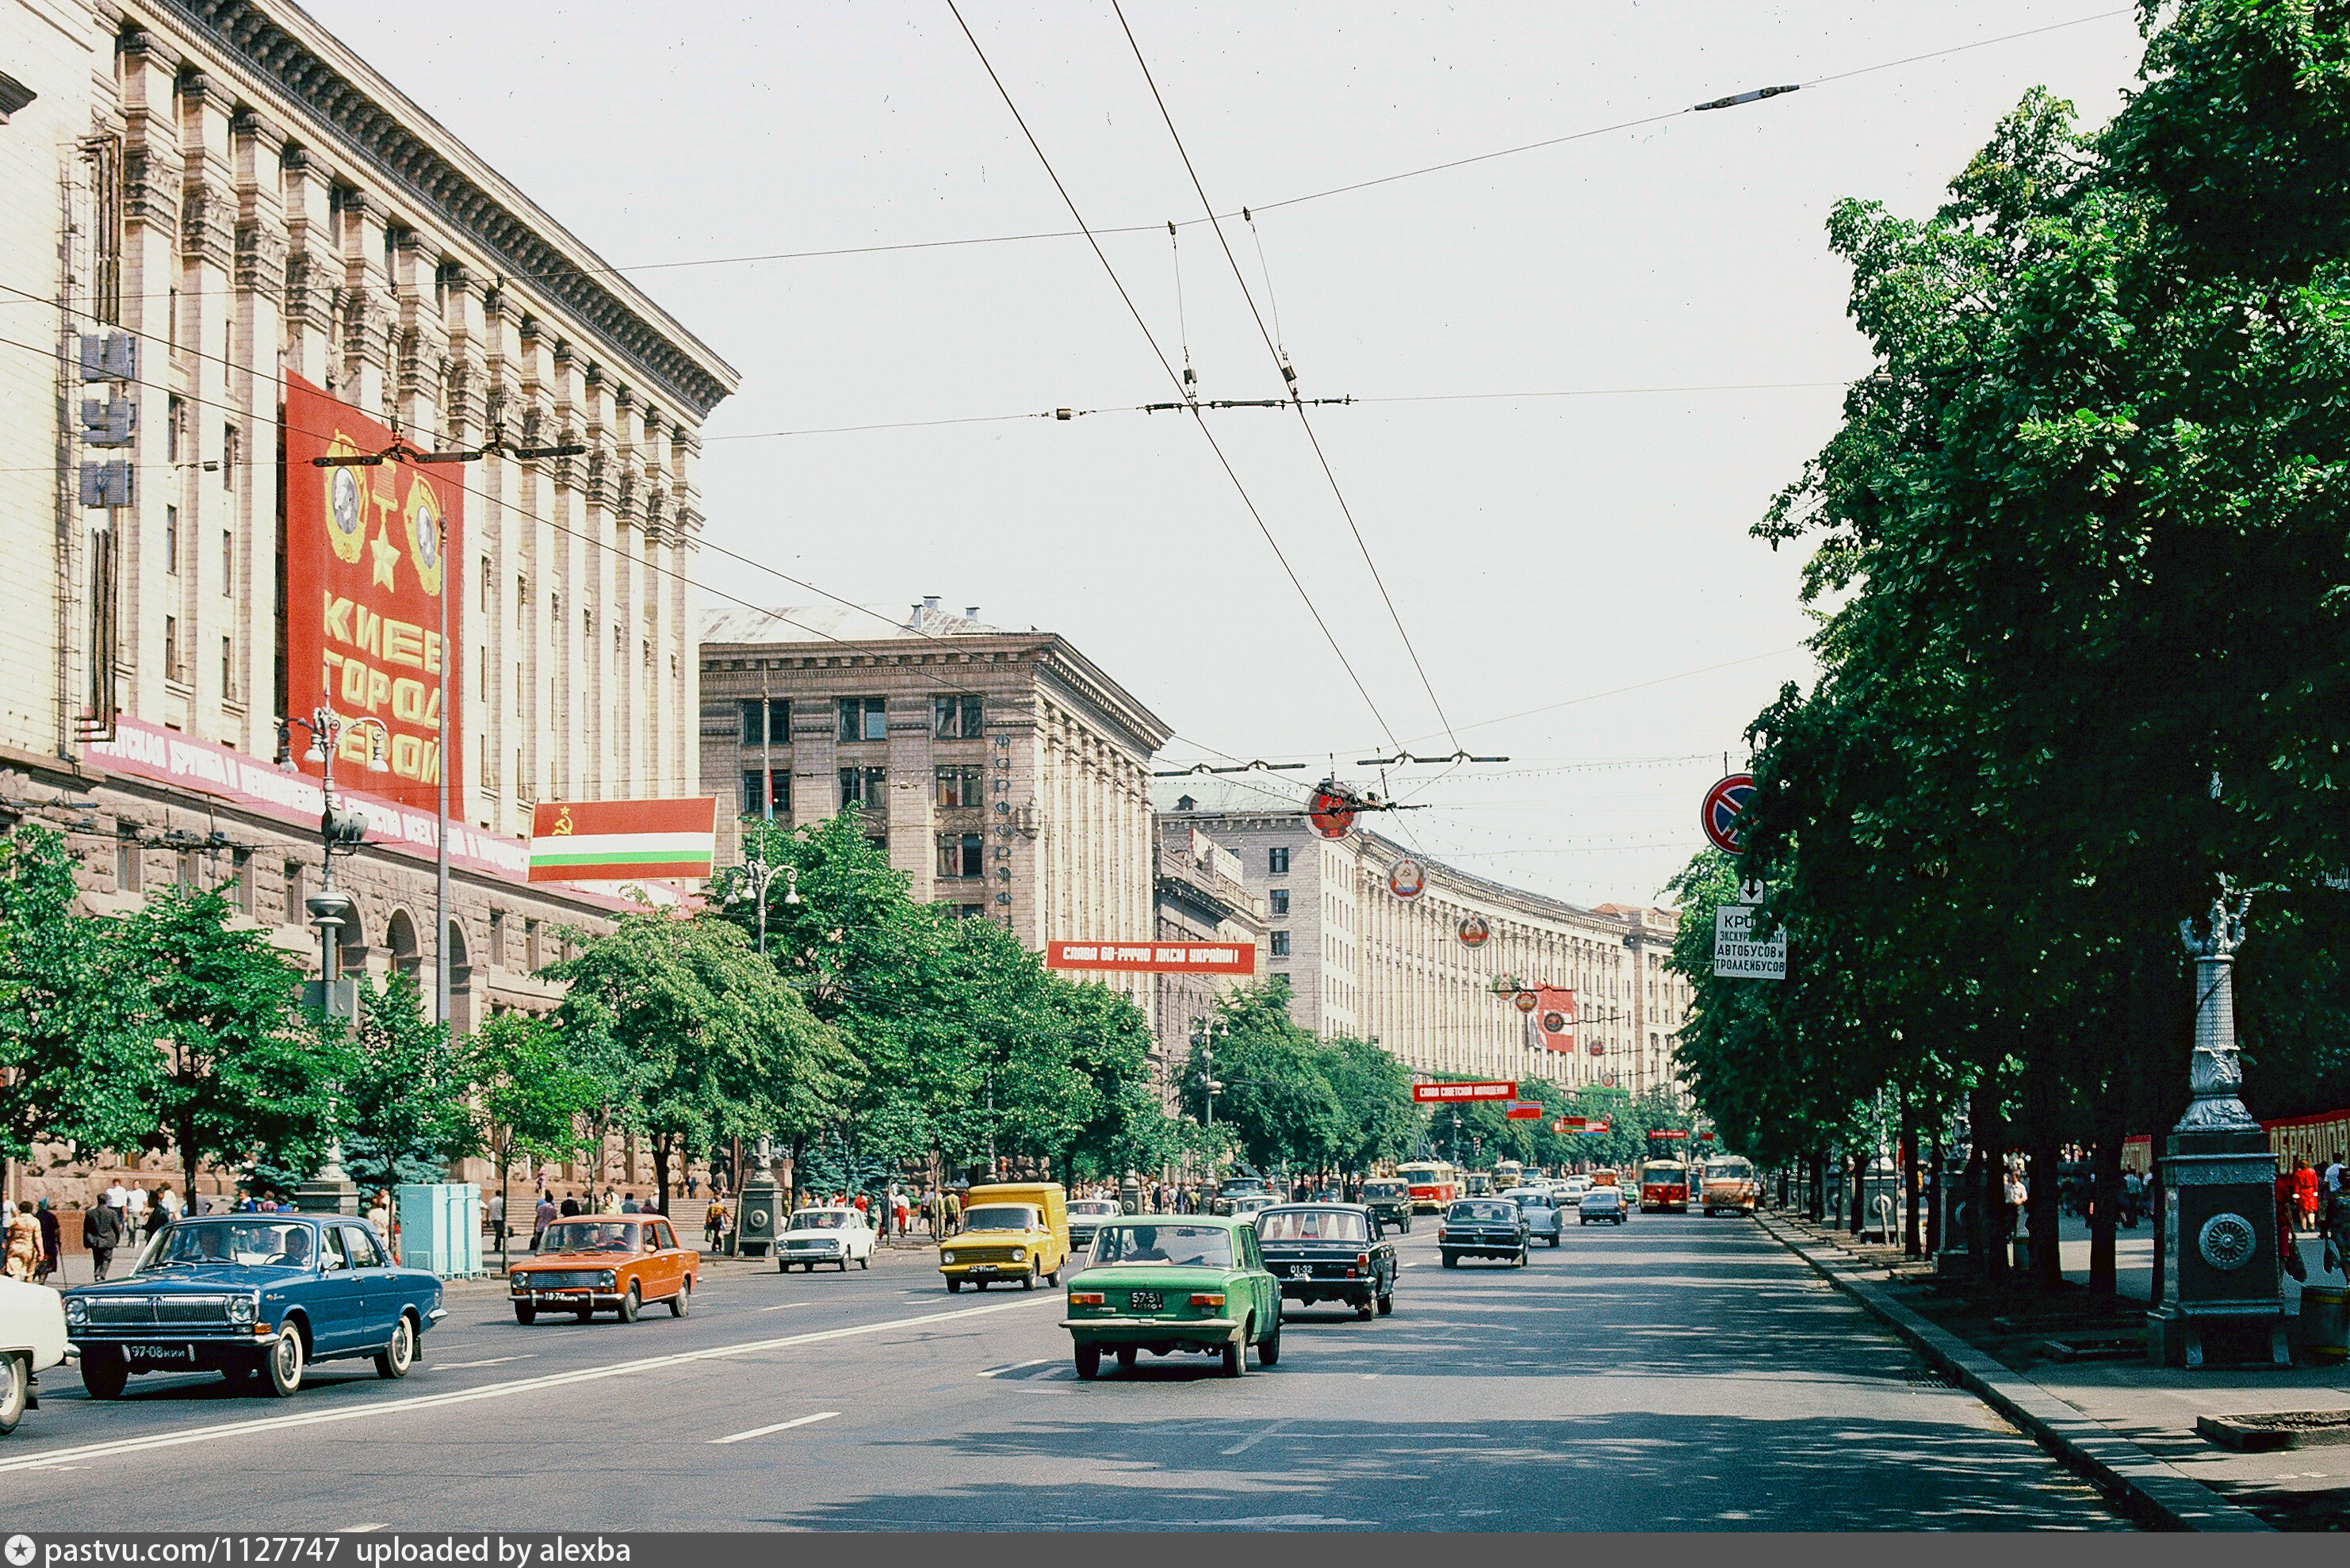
[509,1216,698,1325]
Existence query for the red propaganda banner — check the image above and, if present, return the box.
[1505,1102,1544,1121]
[282,374,461,813]
[1649,1129,1690,1140]
[1531,986,1576,1052]
[1045,942,1257,975]
[529,797,718,882]
[1410,1081,1516,1103]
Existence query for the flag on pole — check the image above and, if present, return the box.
[1529,986,1576,1051]
[529,797,719,882]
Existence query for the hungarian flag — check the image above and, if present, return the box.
[1531,986,1576,1051]
[529,797,718,882]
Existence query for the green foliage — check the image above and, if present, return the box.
[332,969,473,1200]
[1177,980,1426,1174]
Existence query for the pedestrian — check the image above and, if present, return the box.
[104,1177,127,1217]
[84,1194,123,1281]
[621,1193,640,1214]
[534,1192,557,1249]
[2,1203,40,1282]
[124,1182,149,1242]
[156,1184,182,1227]
[366,1189,391,1241]
[559,1193,581,1218]
[33,1200,60,1283]
[2291,1156,2320,1236]
[704,1199,725,1250]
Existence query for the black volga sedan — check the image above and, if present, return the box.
[1438,1197,1529,1268]
[1253,1203,1396,1318]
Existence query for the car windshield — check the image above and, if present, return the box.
[1257,1209,1368,1243]
[790,1211,852,1230]
[1070,1201,1120,1217]
[1505,1191,1551,1208]
[1219,1180,1264,1195]
[963,1205,1038,1232]
[1092,1224,1234,1268]
[541,1221,639,1252]
[140,1219,318,1272]
[1583,1188,1621,1203]
[1709,1160,1756,1180]
[1449,1201,1518,1222]
[1362,1182,1405,1197]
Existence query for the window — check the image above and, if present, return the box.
[739,698,788,747]
[166,395,184,462]
[284,859,304,923]
[837,697,886,743]
[933,694,983,738]
[1269,889,1290,916]
[176,847,199,887]
[220,530,233,594]
[222,425,239,488]
[115,830,140,892]
[956,903,985,920]
[741,769,764,817]
[479,647,488,702]
[1269,847,1290,874]
[838,766,886,810]
[936,832,982,878]
[163,507,178,573]
[935,766,982,808]
[220,635,233,698]
[741,768,790,818]
[163,615,178,680]
[480,556,492,613]
[341,1225,386,1269]
[1270,931,1291,958]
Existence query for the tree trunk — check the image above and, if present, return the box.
[651,1130,676,1217]
[1902,1091,1923,1260]
[2025,1034,2063,1293]
[1807,1148,1825,1222]
[1969,1077,2000,1282]
[2088,1072,2126,1298]
[177,1115,201,1216]
[1849,1147,1866,1236]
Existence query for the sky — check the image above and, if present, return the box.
[308,1,2153,908]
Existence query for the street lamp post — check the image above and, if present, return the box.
[277,704,390,1003]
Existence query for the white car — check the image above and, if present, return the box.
[1067,1199,1121,1255]
[1577,1186,1627,1226]
[0,1277,68,1434]
[1229,1195,1276,1219]
[778,1207,877,1272]
[1558,1176,1592,1201]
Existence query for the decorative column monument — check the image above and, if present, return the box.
[735,1135,783,1259]
[295,1138,361,1218]
[2145,890,2290,1367]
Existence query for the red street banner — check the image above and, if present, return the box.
[529,797,718,882]
[283,374,462,813]
[1046,942,1256,975]
[1505,1102,1544,1120]
[1558,1115,1588,1130]
[1649,1129,1690,1140]
[1530,985,1576,1052]
[1410,1081,1516,1103]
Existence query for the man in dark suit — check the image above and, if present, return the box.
[83,1198,124,1281]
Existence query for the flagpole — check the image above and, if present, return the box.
[434,481,450,1031]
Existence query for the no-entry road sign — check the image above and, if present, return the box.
[1411,1080,1516,1103]
[1702,772,1756,855]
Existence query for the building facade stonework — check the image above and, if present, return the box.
[699,602,1171,1023]
[1159,782,1690,1099]
[1152,820,1269,1107]
[0,0,735,1205]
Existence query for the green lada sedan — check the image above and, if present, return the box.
[1060,1215,1280,1379]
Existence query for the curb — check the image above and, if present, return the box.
[1755,1213,2271,1532]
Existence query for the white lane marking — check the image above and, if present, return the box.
[0,1295,1052,1475]
[427,1356,534,1371]
[1220,1419,1292,1457]
[756,1302,810,1313]
[976,1357,1050,1379]
[710,1410,839,1445]
[340,1526,384,1534]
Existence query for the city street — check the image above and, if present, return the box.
[1,1217,2121,1531]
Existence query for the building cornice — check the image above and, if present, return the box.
[141,0,740,419]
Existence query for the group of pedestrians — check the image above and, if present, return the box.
[2,1179,183,1283]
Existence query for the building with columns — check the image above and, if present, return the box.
[699,601,1171,1022]
[1152,817,1268,1107]
[1158,780,1690,1099]
[0,0,735,1203]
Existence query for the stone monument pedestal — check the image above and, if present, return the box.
[736,1172,783,1258]
[294,1141,360,1218]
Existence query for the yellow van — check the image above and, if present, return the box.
[940,1182,1069,1292]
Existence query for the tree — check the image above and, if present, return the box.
[118,888,331,1209]
[458,1010,603,1258]
[332,969,473,1209]
[545,911,852,1214]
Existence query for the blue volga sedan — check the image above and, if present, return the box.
[63,1214,446,1398]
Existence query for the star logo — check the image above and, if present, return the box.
[369,526,401,589]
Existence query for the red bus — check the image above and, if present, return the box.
[1639,1159,1690,1214]
[1395,1161,1461,1214]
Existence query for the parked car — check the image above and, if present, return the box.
[1254,1203,1395,1319]
[1061,1216,1280,1379]
[1360,1179,1414,1235]
[941,1182,1069,1292]
[0,1277,68,1434]
[1438,1199,1529,1268]
[1502,1187,1565,1247]
[66,1214,445,1398]
[776,1207,875,1272]
[509,1215,698,1322]
[1579,1186,1628,1225]
[1068,1199,1122,1255]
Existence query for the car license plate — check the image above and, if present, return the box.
[1288,1266,1311,1280]
[1127,1290,1162,1311]
[126,1344,193,1364]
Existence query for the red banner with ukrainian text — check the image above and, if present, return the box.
[1045,942,1257,975]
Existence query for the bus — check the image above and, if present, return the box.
[1395,1161,1461,1213]
[1638,1158,1690,1214]
[1491,1158,1525,1191]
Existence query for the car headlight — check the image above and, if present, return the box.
[1011,1247,1025,1262]
[227,1295,255,1324]
[597,1271,617,1289]
[942,1250,955,1264]
[64,1298,87,1326]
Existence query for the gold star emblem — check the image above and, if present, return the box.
[369,525,401,589]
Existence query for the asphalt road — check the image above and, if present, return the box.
[0,1212,2126,1531]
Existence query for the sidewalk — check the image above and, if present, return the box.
[1765,1209,2350,1530]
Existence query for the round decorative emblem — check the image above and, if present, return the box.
[1541,1010,1571,1035]
[2197,1212,2256,1272]
[326,457,366,565]
[748,1207,771,1231]
[1387,858,1427,901]
[1513,989,1539,1015]
[1308,782,1358,840]
[1457,915,1491,949]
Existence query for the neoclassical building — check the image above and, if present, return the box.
[0,0,736,1203]
[699,601,1171,1023]
[1158,780,1690,1098]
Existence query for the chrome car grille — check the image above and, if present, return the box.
[953,1245,1023,1264]
[84,1295,231,1326]
[516,1270,605,1290]
[783,1236,841,1249]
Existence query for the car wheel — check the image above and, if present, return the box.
[670,1279,691,1318]
[947,1278,963,1294]
[1116,1346,1137,1372]
[513,1302,537,1325]
[859,1253,870,1270]
[263,1325,305,1398]
[1355,1295,1376,1321]
[838,1257,848,1272]
[80,1352,128,1402]
[373,1314,416,1380]
[1377,1290,1394,1316]
[778,1256,789,1274]
[0,1352,27,1434]
[1223,1330,1246,1378]
[1045,1264,1060,1287]
[617,1283,641,1323]
[1020,1268,1036,1291]
[1258,1316,1281,1367]
[1074,1342,1101,1379]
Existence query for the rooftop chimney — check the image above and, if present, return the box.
[924,595,942,613]
[965,605,981,621]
